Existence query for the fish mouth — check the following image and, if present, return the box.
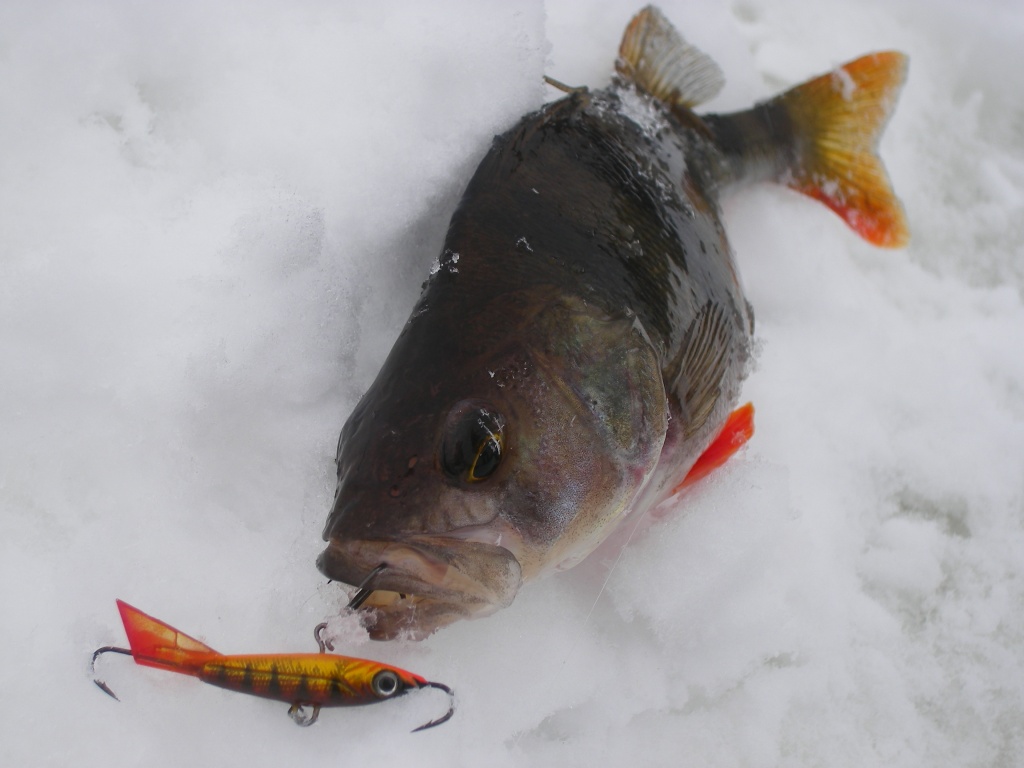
[316,534,523,640]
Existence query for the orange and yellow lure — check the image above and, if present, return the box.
[92,599,454,730]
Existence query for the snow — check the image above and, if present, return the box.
[2,0,1023,766]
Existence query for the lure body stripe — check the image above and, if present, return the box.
[197,655,410,705]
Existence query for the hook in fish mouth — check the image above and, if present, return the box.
[317,535,524,639]
[347,562,388,610]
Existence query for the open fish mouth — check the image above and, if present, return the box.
[316,535,523,640]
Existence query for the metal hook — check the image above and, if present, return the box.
[288,702,321,727]
[313,622,333,653]
[411,681,456,733]
[346,563,388,610]
[91,645,133,701]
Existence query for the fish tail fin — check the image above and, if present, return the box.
[674,402,754,493]
[705,52,909,248]
[776,52,909,247]
[116,599,220,674]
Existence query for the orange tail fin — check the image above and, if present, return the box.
[116,599,220,674]
[776,52,909,247]
[674,402,754,493]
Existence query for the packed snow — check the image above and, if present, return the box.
[2,1,1023,766]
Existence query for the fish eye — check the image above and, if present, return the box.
[372,669,401,698]
[441,402,505,484]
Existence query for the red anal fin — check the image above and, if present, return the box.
[777,51,909,248]
[116,599,220,674]
[674,402,754,493]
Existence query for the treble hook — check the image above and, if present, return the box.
[92,645,133,701]
[346,563,387,610]
[280,623,336,725]
[288,702,321,727]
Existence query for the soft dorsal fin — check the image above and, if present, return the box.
[616,5,724,109]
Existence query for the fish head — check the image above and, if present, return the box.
[317,288,667,639]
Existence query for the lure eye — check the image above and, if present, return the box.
[441,402,505,484]
[371,669,401,698]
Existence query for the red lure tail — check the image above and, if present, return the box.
[116,599,221,674]
[674,402,755,493]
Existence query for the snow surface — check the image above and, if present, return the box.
[2,0,1023,766]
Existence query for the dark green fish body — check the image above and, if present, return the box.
[318,6,908,639]
[444,84,755,441]
[431,88,754,477]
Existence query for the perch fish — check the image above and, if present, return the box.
[317,6,908,638]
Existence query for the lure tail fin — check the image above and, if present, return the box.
[116,599,220,674]
[674,402,754,493]
[705,52,909,248]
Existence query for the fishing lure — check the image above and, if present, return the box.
[92,599,454,729]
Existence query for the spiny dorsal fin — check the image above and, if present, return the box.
[667,301,731,438]
[616,5,724,109]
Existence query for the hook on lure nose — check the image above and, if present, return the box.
[312,618,456,733]
[412,681,455,732]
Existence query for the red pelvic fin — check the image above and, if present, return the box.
[116,599,220,674]
[674,402,754,493]
[777,51,909,247]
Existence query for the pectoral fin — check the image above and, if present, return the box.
[666,301,734,440]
